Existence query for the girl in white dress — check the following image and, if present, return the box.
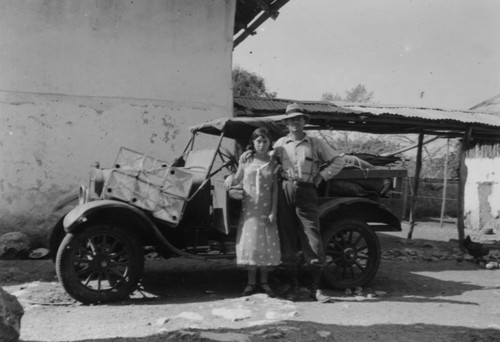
[224,127,281,297]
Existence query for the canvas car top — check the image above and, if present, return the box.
[189,116,287,144]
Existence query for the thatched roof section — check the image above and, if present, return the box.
[469,93,500,115]
[467,93,500,157]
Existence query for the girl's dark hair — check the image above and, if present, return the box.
[244,127,272,158]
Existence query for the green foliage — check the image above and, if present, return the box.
[407,179,458,218]
[311,131,401,156]
[321,84,374,103]
[403,139,460,179]
[232,65,276,98]
[405,152,459,179]
[321,92,343,101]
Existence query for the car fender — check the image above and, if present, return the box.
[318,197,402,231]
[63,200,161,232]
[62,199,206,260]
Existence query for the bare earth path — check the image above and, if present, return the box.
[2,220,500,342]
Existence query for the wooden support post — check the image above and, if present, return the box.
[408,132,424,239]
[402,176,409,220]
[457,127,472,245]
[440,138,450,228]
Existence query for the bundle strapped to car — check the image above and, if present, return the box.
[103,147,194,224]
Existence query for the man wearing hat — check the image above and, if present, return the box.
[274,102,350,303]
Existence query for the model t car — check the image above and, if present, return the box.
[50,115,406,304]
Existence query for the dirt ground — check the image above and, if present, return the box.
[2,220,500,342]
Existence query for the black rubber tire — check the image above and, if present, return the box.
[49,216,66,262]
[321,218,381,289]
[55,223,144,304]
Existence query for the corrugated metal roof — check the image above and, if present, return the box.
[233,96,500,142]
[338,102,500,127]
[234,96,360,114]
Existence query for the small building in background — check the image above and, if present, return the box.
[465,93,500,232]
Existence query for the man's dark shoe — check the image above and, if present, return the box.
[241,284,256,297]
[260,283,276,298]
[314,289,332,303]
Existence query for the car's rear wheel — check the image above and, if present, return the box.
[56,223,144,304]
[321,218,381,289]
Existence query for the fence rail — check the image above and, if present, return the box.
[403,178,458,219]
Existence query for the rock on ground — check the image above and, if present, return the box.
[0,232,31,259]
[0,286,24,342]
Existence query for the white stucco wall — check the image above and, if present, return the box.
[0,0,235,244]
[464,158,500,230]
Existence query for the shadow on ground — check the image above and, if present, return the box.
[21,321,500,342]
[2,229,499,307]
[124,231,500,306]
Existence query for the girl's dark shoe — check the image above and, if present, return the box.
[260,283,276,297]
[242,284,256,297]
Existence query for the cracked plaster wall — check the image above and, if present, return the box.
[0,0,235,245]
[464,158,500,231]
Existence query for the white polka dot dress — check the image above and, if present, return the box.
[236,157,281,266]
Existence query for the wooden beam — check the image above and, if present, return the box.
[457,126,472,245]
[440,138,450,228]
[407,132,424,239]
[381,136,439,157]
[256,0,279,19]
[233,0,289,48]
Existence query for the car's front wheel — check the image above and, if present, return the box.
[321,218,381,289]
[55,222,144,304]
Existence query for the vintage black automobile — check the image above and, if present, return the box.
[50,115,406,304]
